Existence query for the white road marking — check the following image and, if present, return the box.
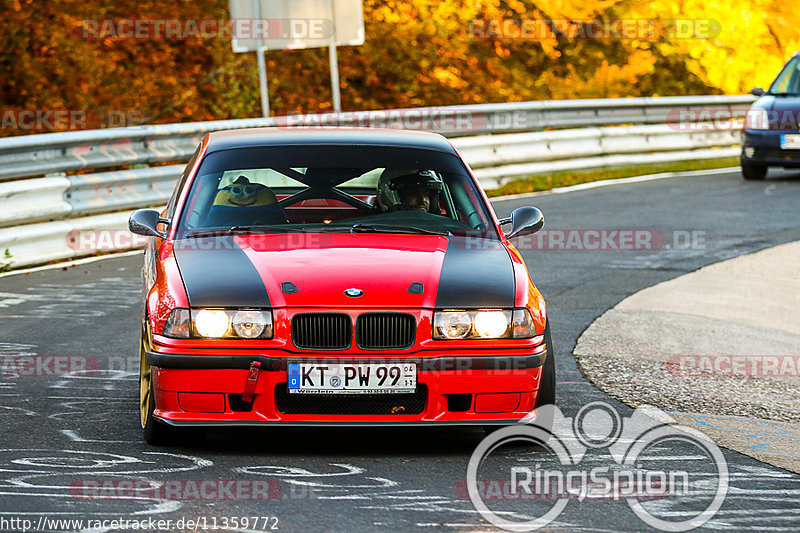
[0,406,37,416]
[235,462,364,477]
[60,430,130,444]
[0,251,142,279]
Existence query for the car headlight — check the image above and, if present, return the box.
[745,108,770,130]
[162,308,273,339]
[434,311,472,339]
[474,310,510,337]
[163,308,190,338]
[232,309,272,339]
[433,309,536,339]
[511,309,536,338]
[194,309,231,338]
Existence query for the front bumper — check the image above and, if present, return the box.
[741,130,800,167]
[146,347,547,426]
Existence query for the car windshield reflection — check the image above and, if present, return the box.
[175,151,498,239]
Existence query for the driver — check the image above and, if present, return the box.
[377,170,443,213]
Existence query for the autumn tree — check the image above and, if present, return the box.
[0,0,797,133]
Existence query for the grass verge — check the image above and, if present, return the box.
[485,157,740,197]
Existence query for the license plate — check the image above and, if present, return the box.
[287,362,417,394]
[781,134,800,149]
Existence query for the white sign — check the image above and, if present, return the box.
[230,0,365,52]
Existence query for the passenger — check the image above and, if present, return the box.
[205,175,286,226]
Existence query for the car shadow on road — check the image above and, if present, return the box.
[183,425,488,457]
[757,169,800,181]
[158,424,548,458]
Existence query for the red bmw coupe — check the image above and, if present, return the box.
[129,128,554,444]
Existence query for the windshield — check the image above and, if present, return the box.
[174,144,499,239]
[768,55,800,95]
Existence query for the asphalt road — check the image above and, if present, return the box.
[1,168,799,532]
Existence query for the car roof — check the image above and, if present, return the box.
[204,127,458,154]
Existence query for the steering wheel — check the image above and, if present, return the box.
[279,190,375,215]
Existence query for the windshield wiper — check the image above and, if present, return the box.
[766,92,800,96]
[185,225,307,238]
[350,223,451,236]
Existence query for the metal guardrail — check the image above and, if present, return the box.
[457,123,743,188]
[0,95,755,269]
[0,95,755,182]
[65,165,183,217]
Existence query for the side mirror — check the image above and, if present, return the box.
[129,209,168,239]
[499,206,544,239]
[751,87,765,96]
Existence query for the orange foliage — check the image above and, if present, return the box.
[0,0,797,133]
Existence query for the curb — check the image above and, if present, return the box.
[573,240,800,473]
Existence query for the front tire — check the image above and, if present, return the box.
[536,322,556,408]
[140,322,173,445]
[530,322,556,435]
[742,162,767,180]
[484,321,556,436]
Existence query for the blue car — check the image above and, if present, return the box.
[741,52,800,180]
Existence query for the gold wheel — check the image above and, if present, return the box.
[139,322,153,429]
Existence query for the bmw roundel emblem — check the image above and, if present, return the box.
[344,288,363,297]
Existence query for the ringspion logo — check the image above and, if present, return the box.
[466,402,728,531]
